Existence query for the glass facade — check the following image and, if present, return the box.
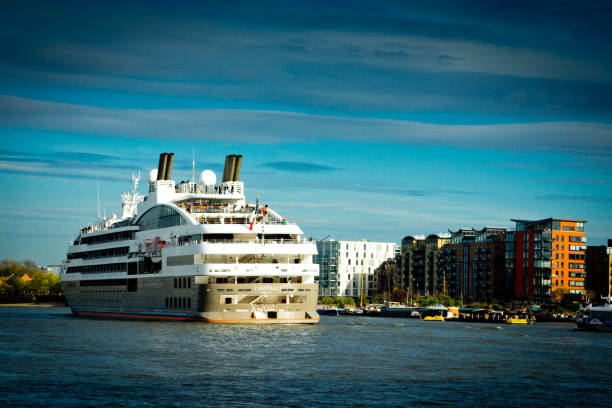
[137,205,187,230]
[314,241,340,296]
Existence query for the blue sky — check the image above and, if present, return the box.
[0,0,611,265]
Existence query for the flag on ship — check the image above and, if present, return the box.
[249,193,259,231]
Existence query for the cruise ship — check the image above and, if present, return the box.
[60,153,320,323]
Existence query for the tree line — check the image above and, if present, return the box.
[0,259,63,296]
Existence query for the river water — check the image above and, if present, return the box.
[0,306,610,407]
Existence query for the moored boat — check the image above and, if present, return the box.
[575,297,612,332]
[506,317,528,324]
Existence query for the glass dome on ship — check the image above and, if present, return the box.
[61,153,320,323]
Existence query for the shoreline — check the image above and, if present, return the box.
[0,302,67,307]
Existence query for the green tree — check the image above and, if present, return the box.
[0,259,63,295]
[552,287,569,300]
[49,274,63,294]
[2,275,24,295]
[341,297,355,307]
[391,288,407,303]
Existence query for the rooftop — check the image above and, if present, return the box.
[511,218,588,224]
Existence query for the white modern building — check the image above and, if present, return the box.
[314,239,396,298]
[41,265,61,275]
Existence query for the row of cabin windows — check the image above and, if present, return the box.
[213,276,301,284]
[166,297,191,309]
[79,278,127,287]
[215,277,273,283]
[77,231,135,246]
[68,246,129,260]
[177,233,294,245]
[67,263,127,274]
[174,277,192,289]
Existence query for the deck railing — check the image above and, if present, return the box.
[172,238,313,246]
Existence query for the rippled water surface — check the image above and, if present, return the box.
[0,307,610,407]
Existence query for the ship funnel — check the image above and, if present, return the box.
[157,153,168,181]
[232,155,242,181]
[164,152,174,180]
[222,154,237,183]
[222,156,230,182]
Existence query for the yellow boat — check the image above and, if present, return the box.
[506,318,528,324]
[424,315,445,321]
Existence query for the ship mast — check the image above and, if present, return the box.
[97,177,100,221]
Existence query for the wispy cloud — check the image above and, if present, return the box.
[1,2,611,120]
[536,194,612,205]
[0,149,142,182]
[1,95,611,156]
[261,161,338,173]
[539,178,611,185]
[0,149,120,166]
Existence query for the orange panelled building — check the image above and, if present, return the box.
[507,218,587,299]
[550,220,587,296]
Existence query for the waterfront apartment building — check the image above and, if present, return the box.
[586,240,612,298]
[437,227,506,302]
[400,235,423,292]
[373,257,400,302]
[401,234,450,297]
[507,218,587,300]
[314,239,396,299]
